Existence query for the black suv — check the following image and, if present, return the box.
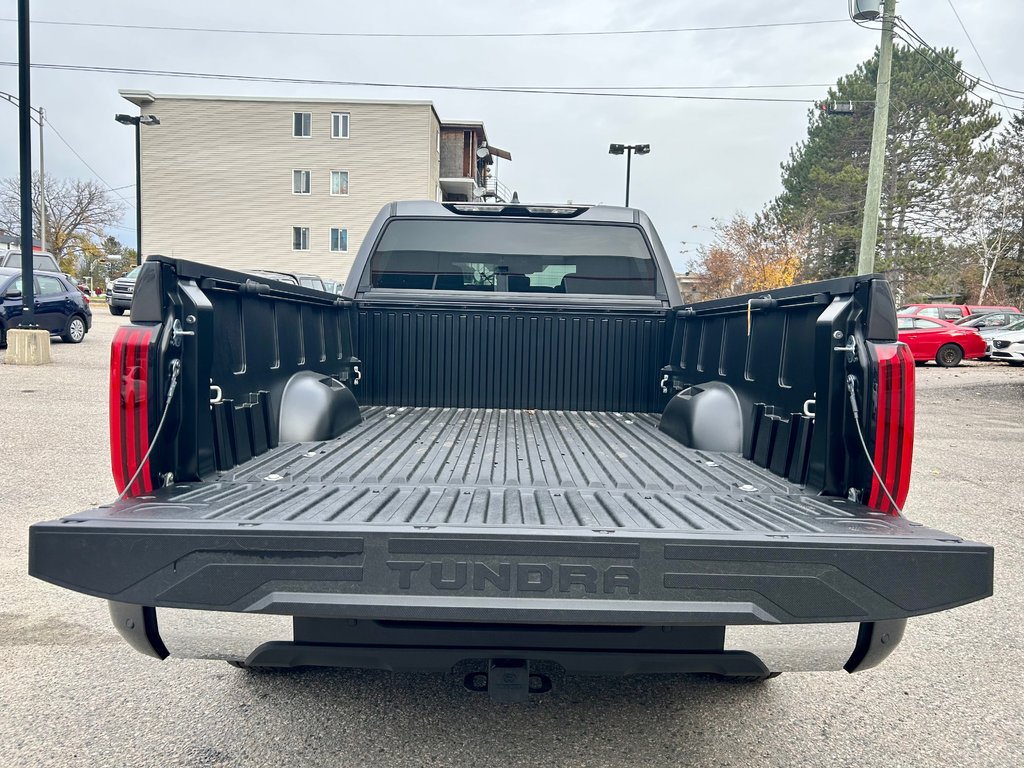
[0,267,92,346]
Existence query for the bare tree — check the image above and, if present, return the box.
[941,148,1015,303]
[0,174,125,270]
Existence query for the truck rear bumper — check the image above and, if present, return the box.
[114,602,900,675]
[30,518,992,626]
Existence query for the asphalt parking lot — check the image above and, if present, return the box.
[1,311,1022,767]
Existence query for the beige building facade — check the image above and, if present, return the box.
[121,91,506,284]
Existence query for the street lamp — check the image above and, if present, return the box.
[608,143,650,207]
[115,113,160,265]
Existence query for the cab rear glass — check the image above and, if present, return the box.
[366,219,657,296]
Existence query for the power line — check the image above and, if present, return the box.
[894,17,1024,104]
[0,62,822,104]
[943,0,1009,110]
[44,119,136,209]
[0,16,849,39]
[889,22,1024,114]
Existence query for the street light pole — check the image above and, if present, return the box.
[115,113,160,266]
[38,105,45,252]
[625,148,632,207]
[133,120,142,265]
[609,143,651,207]
[17,0,35,326]
[857,0,896,275]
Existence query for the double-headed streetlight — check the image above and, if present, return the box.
[115,113,160,265]
[608,143,650,207]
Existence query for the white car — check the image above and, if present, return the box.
[989,320,1024,365]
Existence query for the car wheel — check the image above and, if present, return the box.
[936,343,964,368]
[109,306,125,316]
[62,315,87,344]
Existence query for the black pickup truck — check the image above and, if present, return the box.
[29,202,992,700]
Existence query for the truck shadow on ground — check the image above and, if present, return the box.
[218,665,777,763]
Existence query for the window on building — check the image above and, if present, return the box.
[293,112,311,137]
[293,170,311,195]
[330,227,349,252]
[331,112,350,139]
[292,227,310,251]
[330,170,349,196]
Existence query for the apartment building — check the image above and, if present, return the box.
[120,91,512,282]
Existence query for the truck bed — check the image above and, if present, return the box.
[30,405,991,627]
[169,406,835,531]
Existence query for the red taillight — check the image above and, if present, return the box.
[868,342,915,514]
[83,294,90,306]
[110,326,154,496]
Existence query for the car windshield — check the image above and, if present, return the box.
[125,266,142,279]
[1004,319,1024,332]
[368,219,658,296]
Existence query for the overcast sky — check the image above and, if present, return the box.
[1,0,1021,270]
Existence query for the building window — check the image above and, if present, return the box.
[293,170,311,195]
[330,227,349,252]
[292,227,310,251]
[332,112,350,139]
[293,112,311,137]
[330,170,349,196]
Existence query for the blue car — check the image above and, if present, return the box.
[0,266,93,346]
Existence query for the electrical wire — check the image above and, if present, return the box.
[115,357,180,502]
[894,17,1024,105]
[0,16,850,39]
[846,375,903,515]
[44,119,137,208]
[0,62,823,104]
[944,0,1009,109]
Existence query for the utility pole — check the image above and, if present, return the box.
[857,0,896,275]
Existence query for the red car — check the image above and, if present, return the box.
[897,314,986,367]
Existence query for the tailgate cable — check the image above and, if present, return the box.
[114,358,182,502]
[846,375,903,515]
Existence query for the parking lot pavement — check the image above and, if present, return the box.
[1,314,1022,767]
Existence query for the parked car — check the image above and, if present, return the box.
[898,303,1020,322]
[0,266,92,346]
[955,312,1024,356]
[249,269,326,291]
[0,250,61,273]
[989,321,1024,365]
[954,311,1024,328]
[108,265,142,316]
[896,314,986,367]
[28,202,992,696]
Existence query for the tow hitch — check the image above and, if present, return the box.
[463,659,553,702]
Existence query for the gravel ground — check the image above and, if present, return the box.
[1,312,1021,767]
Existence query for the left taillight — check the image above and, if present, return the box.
[110,325,154,496]
[867,342,915,514]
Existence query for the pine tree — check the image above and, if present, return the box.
[774,44,1000,300]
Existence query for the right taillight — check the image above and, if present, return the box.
[110,325,154,496]
[867,342,915,513]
